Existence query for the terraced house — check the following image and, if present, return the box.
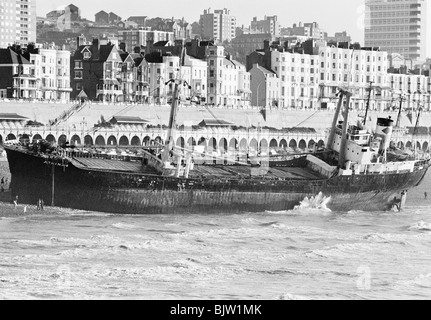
[0,48,36,99]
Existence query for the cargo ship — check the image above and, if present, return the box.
[3,75,430,214]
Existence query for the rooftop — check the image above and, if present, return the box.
[0,113,28,121]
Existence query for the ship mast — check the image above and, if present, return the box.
[161,47,187,164]
[363,81,373,126]
[327,90,346,149]
[395,95,404,128]
[338,91,352,167]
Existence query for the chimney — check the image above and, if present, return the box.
[92,38,100,50]
[119,42,127,52]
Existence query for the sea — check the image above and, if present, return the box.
[0,175,431,300]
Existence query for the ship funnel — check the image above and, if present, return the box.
[375,117,394,153]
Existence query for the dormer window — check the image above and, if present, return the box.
[83,51,91,60]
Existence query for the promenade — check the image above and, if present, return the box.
[1,100,431,154]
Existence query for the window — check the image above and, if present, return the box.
[75,71,83,79]
[83,52,91,60]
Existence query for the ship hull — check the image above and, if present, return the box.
[5,147,429,214]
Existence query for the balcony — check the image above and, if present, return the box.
[97,82,123,96]
[57,87,73,92]
[135,88,149,96]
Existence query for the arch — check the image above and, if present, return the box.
[187,137,196,149]
[416,141,422,151]
[32,134,43,143]
[208,137,217,152]
[95,135,106,146]
[229,138,238,152]
[298,139,307,150]
[46,134,56,143]
[198,137,206,147]
[131,136,141,146]
[6,133,16,141]
[143,136,151,146]
[279,139,287,148]
[107,136,117,146]
[289,139,297,150]
[239,138,248,153]
[397,141,404,150]
[119,136,129,146]
[423,141,429,152]
[317,140,325,148]
[260,139,269,154]
[308,140,316,150]
[219,138,228,153]
[84,135,94,146]
[176,137,185,149]
[154,136,163,146]
[58,134,67,145]
[19,134,30,144]
[249,138,258,155]
[71,135,81,146]
[406,141,412,150]
[270,139,278,148]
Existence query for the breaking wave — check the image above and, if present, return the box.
[409,221,431,232]
[294,192,332,212]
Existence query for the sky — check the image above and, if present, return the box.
[36,0,431,57]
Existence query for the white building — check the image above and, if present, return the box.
[199,8,236,43]
[147,54,208,105]
[0,0,36,48]
[270,50,319,109]
[207,46,251,107]
[387,73,431,112]
[365,0,428,64]
[182,55,208,104]
[249,63,280,108]
[28,45,72,100]
[316,44,390,112]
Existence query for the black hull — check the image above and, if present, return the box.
[5,147,429,214]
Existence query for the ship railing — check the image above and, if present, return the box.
[58,149,143,162]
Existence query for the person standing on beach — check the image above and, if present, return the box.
[13,195,18,209]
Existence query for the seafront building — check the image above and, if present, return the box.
[364,0,428,64]
[204,45,251,107]
[26,44,72,101]
[247,39,431,112]
[71,39,124,102]
[0,48,37,99]
[0,0,37,48]
[249,63,280,107]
